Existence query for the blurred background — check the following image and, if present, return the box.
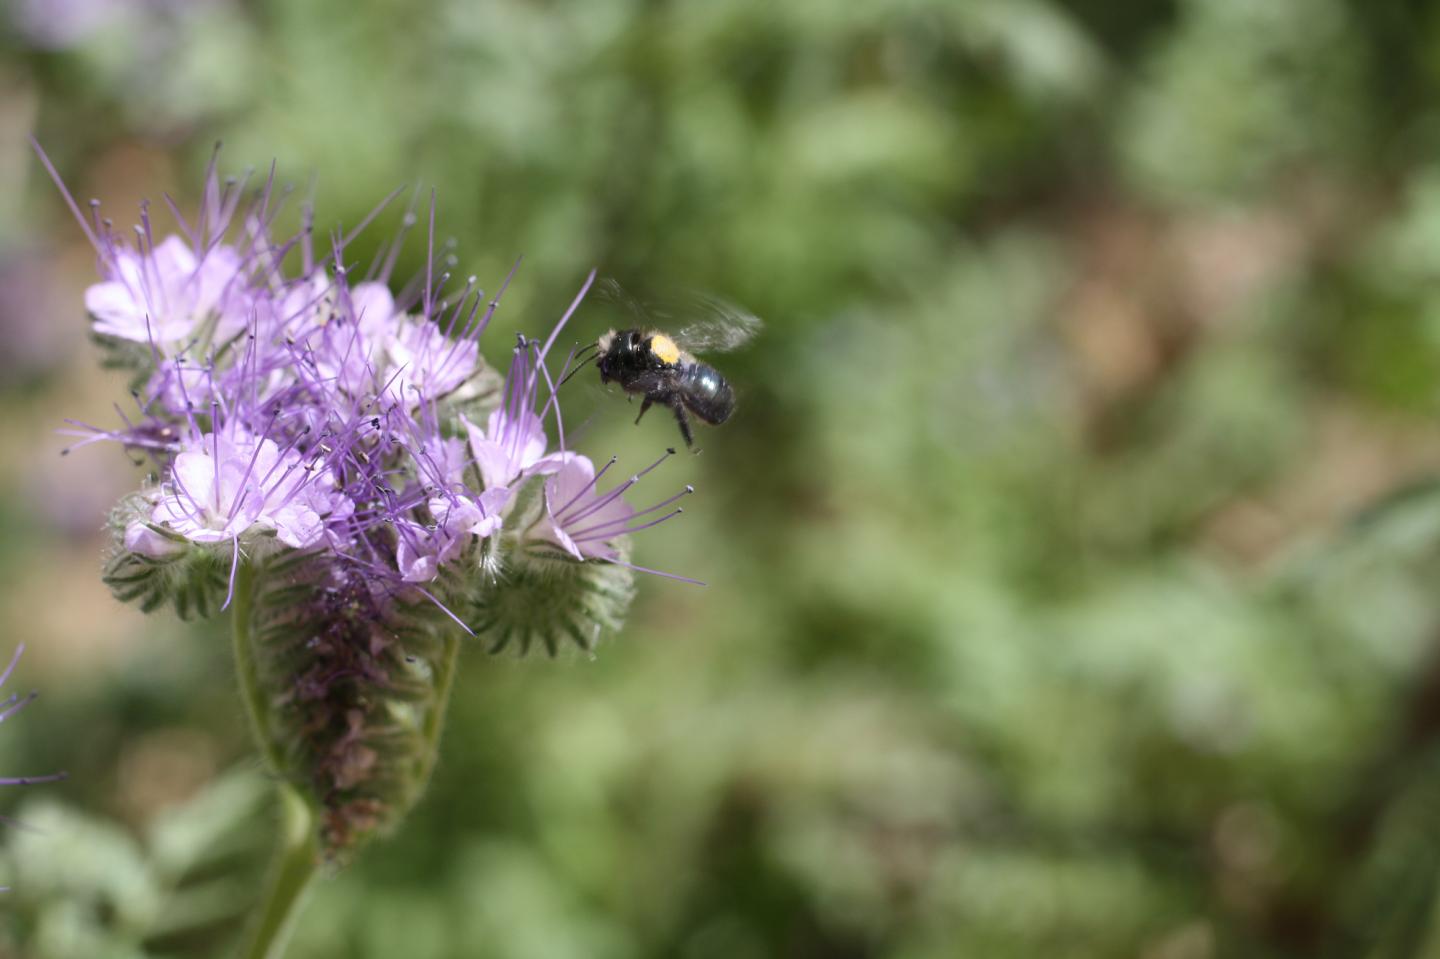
[7,0,1440,956]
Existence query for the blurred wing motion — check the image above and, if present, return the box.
[673,293,762,353]
[596,278,762,354]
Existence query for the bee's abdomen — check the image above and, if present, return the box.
[679,362,735,425]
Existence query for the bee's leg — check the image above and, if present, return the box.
[670,400,695,448]
[634,398,653,425]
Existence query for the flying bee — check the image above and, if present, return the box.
[563,281,761,449]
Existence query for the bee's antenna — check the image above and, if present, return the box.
[556,342,600,390]
[558,353,596,389]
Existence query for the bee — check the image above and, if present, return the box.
[565,281,761,449]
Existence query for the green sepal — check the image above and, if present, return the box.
[90,332,155,377]
[505,473,547,530]
[103,540,230,621]
[467,535,636,656]
[102,497,230,621]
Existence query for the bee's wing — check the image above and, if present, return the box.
[596,278,762,354]
[594,278,657,326]
[670,293,762,354]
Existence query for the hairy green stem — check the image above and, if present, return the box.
[231,560,319,959]
[417,629,462,788]
[241,784,319,959]
[230,560,286,775]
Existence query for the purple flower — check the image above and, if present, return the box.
[85,235,248,348]
[461,336,573,497]
[386,315,481,407]
[137,427,341,554]
[388,433,505,583]
[395,486,512,583]
[531,451,691,562]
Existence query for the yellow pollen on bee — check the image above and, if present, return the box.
[649,333,681,364]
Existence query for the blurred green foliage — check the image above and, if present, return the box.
[12,0,1440,956]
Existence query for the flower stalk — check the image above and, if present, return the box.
[233,557,319,959]
[231,560,284,774]
[241,783,319,959]
[417,628,463,792]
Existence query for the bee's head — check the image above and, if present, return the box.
[596,328,649,382]
[596,328,621,382]
[605,328,646,353]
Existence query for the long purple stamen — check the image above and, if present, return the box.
[537,269,597,364]
[552,456,618,519]
[0,645,24,690]
[605,558,705,587]
[225,412,284,523]
[29,138,103,254]
[571,507,683,542]
[222,534,241,610]
[0,773,69,786]
[561,449,674,525]
[0,692,32,725]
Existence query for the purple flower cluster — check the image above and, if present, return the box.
[43,146,696,622]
